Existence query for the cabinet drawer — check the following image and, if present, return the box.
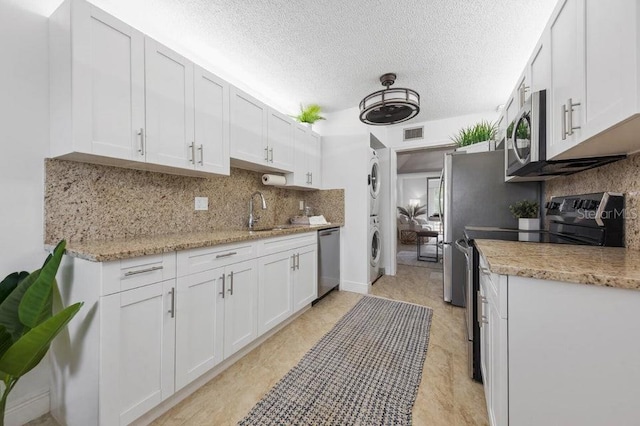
[177,242,256,277]
[102,252,177,296]
[257,232,317,256]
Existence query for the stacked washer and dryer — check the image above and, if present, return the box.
[368,148,383,285]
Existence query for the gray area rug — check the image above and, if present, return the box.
[238,296,433,425]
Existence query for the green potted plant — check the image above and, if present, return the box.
[451,120,498,153]
[509,200,540,242]
[293,104,325,127]
[0,240,82,424]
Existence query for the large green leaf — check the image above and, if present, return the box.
[0,302,82,377]
[0,325,13,361]
[19,242,66,329]
[0,270,40,341]
[0,272,28,306]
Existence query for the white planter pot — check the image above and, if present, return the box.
[518,218,540,242]
[456,140,495,153]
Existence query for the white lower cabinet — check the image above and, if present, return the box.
[175,268,225,391]
[223,259,259,358]
[293,244,317,311]
[52,231,324,426]
[257,243,317,336]
[258,251,294,335]
[100,280,176,426]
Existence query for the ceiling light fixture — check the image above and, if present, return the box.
[359,73,420,126]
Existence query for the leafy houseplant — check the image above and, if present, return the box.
[509,200,539,219]
[509,200,540,242]
[451,120,498,147]
[397,204,427,220]
[0,240,82,424]
[294,104,325,125]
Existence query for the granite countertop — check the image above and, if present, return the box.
[474,239,640,291]
[57,223,343,262]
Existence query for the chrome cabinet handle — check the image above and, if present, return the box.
[189,142,196,164]
[519,84,529,108]
[124,265,163,276]
[198,144,204,165]
[296,253,300,270]
[137,128,145,156]
[269,147,274,163]
[264,146,269,161]
[220,274,225,299]
[480,266,491,275]
[561,104,568,140]
[291,254,296,271]
[228,271,234,295]
[168,287,175,318]
[566,98,581,136]
[216,251,237,259]
[309,172,313,185]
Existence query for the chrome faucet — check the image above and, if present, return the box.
[248,191,267,230]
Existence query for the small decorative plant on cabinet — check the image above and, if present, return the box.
[0,240,82,425]
[451,120,497,152]
[509,200,540,242]
[294,104,325,127]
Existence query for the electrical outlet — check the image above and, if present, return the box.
[299,200,304,210]
[195,197,208,211]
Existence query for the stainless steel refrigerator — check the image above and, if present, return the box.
[440,150,539,306]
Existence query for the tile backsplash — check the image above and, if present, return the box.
[545,153,640,249]
[45,159,344,243]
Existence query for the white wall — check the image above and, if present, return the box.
[386,110,498,151]
[0,1,53,424]
[322,135,370,293]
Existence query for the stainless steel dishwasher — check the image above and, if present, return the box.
[315,227,340,302]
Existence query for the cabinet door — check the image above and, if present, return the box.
[194,66,230,175]
[175,268,225,391]
[229,87,268,165]
[72,2,145,160]
[145,38,194,169]
[267,109,295,172]
[308,132,322,189]
[293,245,317,312]
[488,299,508,426]
[257,251,294,336]
[548,0,585,159]
[100,281,175,426]
[291,124,310,186]
[582,0,638,140]
[223,259,258,359]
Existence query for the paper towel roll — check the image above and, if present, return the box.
[262,174,286,186]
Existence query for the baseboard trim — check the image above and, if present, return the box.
[5,390,49,426]
[340,280,369,294]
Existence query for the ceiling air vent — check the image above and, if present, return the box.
[403,126,424,141]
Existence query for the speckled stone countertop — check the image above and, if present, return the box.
[474,239,640,290]
[59,224,343,262]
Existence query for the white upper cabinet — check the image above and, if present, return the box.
[50,0,145,161]
[547,0,585,159]
[229,87,269,166]
[50,0,230,177]
[286,124,322,189]
[194,66,230,175]
[145,39,194,169]
[546,0,640,160]
[267,108,295,171]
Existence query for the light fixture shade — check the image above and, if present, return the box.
[359,73,420,125]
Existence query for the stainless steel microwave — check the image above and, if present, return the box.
[506,90,624,178]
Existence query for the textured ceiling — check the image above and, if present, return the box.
[34,0,557,120]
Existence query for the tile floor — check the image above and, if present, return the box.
[29,264,488,425]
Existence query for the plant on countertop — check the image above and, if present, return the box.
[0,240,82,425]
[294,104,326,124]
[397,204,428,220]
[509,200,540,219]
[451,120,497,147]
